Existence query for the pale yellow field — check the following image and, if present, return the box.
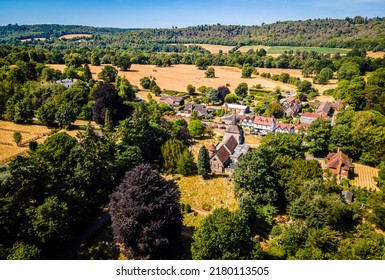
[59,34,92,39]
[351,163,379,191]
[49,64,301,93]
[0,120,52,162]
[183,44,235,54]
[367,51,385,59]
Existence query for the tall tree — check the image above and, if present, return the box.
[108,164,182,259]
[235,82,248,98]
[161,139,186,173]
[305,118,332,157]
[197,145,211,178]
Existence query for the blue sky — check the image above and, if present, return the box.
[0,0,384,28]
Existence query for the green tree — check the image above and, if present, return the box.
[297,80,313,94]
[233,148,278,205]
[197,145,211,178]
[161,139,186,173]
[264,103,284,118]
[235,82,248,98]
[187,84,196,95]
[140,77,151,89]
[224,93,238,103]
[98,65,118,83]
[36,102,57,126]
[314,68,333,84]
[115,54,132,71]
[337,62,360,81]
[6,242,41,260]
[195,57,210,70]
[64,53,82,68]
[55,102,76,129]
[90,51,101,66]
[328,124,356,157]
[116,76,136,102]
[191,208,256,260]
[242,63,255,78]
[188,119,205,139]
[176,149,195,176]
[13,131,22,147]
[208,88,220,103]
[305,118,332,157]
[205,67,215,78]
[83,63,92,82]
[26,196,70,244]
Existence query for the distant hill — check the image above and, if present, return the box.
[1,16,385,51]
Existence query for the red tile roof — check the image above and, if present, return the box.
[216,145,231,164]
[224,135,238,153]
[275,123,293,131]
[301,112,325,119]
[253,116,275,126]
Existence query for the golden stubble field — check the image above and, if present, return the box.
[50,63,335,93]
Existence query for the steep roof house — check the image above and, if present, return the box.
[253,116,276,133]
[326,149,355,181]
[274,123,294,133]
[299,112,326,124]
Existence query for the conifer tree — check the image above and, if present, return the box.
[161,139,185,173]
[176,149,195,175]
[197,145,211,178]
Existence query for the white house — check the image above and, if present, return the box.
[274,123,294,133]
[253,116,276,133]
[223,103,250,115]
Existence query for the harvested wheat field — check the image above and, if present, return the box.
[351,163,379,191]
[49,64,299,93]
[367,51,385,59]
[20,37,46,42]
[0,120,51,163]
[59,34,92,39]
[183,44,235,54]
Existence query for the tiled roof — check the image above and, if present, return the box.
[327,151,354,170]
[316,101,332,115]
[224,135,238,153]
[253,116,275,126]
[216,145,231,164]
[300,112,325,119]
[275,123,293,131]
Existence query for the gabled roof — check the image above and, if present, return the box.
[274,123,293,131]
[253,116,275,126]
[316,101,332,115]
[300,112,325,119]
[215,145,231,164]
[224,135,238,154]
[327,150,354,170]
[208,143,216,152]
[225,103,249,110]
[295,123,310,130]
[231,144,250,160]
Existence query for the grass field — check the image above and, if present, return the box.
[20,37,46,42]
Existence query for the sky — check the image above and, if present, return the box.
[0,0,384,28]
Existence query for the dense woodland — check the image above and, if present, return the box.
[1,17,385,260]
[1,17,385,50]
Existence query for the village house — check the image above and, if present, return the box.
[316,101,333,117]
[274,123,294,133]
[223,103,250,115]
[252,116,276,133]
[280,96,302,117]
[54,78,77,88]
[299,112,326,125]
[240,116,255,129]
[209,116,249,173]
[159,95,185,107]
[183,103,210,117]
[326,149,355,181]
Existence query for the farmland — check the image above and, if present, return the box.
[49,63,334,94]
[59,34,92,39]
[0,120,51,163]
[183,43,235,54]
[351,163,379,191]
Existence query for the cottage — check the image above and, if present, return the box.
[253,116,276,133]
[184,103,208,117]
[223,103,250,115]
[55,78,77,88]
[159,95,184,107]
[274,123,294,133]
[326,149,355,181]
[241,116,255,129]
[299,112,325,125]
[316,101,333,117]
